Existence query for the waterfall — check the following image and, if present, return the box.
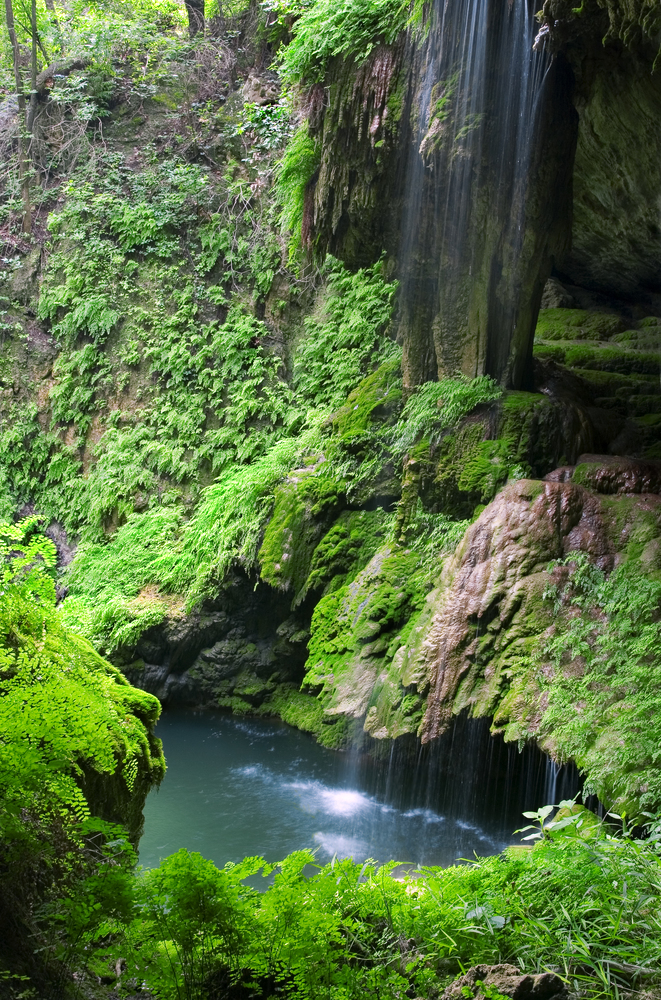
[348,714,582,837]
[397,0,555,388]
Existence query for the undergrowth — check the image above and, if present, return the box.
[392,376,503,455]
[36,827,661,1000]
[540,551,661,818]
[280,0,409,84]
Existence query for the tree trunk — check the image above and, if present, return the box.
[4,0,31,233]
[184,0,205,37]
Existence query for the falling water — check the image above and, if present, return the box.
[397,0,550,386]
[140,711,582,871]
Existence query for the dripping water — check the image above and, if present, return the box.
[397,0,550,382]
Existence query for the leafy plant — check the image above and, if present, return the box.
[540,551,661,817]
[280,0,409,84]
[392,376,503,455]
[276,122,320,259]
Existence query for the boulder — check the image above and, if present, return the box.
[442,964,567,1000]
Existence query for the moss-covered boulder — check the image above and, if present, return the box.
[421,390,596,519]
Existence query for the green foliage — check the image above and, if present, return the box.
[540,551,661,817]
[38,161,211,347]
[47,831,661,1000]
[0,402,81,524]
[0,518,163,827]
[295,257,399,410]
[0,517,164,985]
[135,849,260,999]
[51,252,399,632]
[393,376,503,454]
[535,308,624,342]
[519,800,604,844]
[280,0,409,83]
[276,122,320,259]
[165,432,315,604]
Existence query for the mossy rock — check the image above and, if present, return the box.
[536,342,660,376]
[328,357,403,506]
[303,544,431,725]
[570,368,655,396]
[304,507,393,598]
[259,470,345,601]
[535,308,626,342]
[424,391,591,519]
[533,343,566,363]
[564,344,660,375]
[331,356,402,439]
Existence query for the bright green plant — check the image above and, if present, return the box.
[0,517,164,988]
[540,551,661,818]
[276,122,320,260]
[135,850,261,1000]
[294,256,399,410]
[392,376,503,454]
[83,829,661,1000]
[280,0,409,84]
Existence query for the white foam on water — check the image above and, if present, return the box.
[402,808,445,824]
[287,781,372,816]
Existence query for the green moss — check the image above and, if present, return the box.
[534,341,660,376]
[533,343,566,362]
[258,471,344,600]
[264,684,325,732]
[535,308,625,341]
[424,391,570,520]
[302,536,445,733]
[325,358,404,507]
[332,357,402,439]
[564,344,659,375]
[217,695,254,715]
[304,508,393,596]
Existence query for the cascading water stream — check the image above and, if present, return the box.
[397,0,551,387]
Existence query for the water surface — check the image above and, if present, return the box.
[140,711,519,870]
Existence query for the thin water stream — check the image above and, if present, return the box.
[139,711,578,871]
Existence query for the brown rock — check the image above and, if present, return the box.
[442,964,567,1000]
[418,479,617,741]
[571,454,661,495]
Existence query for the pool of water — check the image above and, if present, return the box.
[139,711,518,871]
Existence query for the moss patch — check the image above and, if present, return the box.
[258,470,345,600]
[535,308,625,341]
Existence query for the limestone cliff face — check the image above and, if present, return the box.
[306,42,407,266]
[416,475,637,743]
[303,1,660,385]
[306,458,661,813]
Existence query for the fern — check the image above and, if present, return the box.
[392,376,503,454]
[541,552,661,816]
[280,0,409,84]
[294,256,399,409]
[275,123,320,260]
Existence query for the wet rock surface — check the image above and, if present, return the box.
[560,454,661,494]
[418,478,661,742]
[121,575,311,707]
